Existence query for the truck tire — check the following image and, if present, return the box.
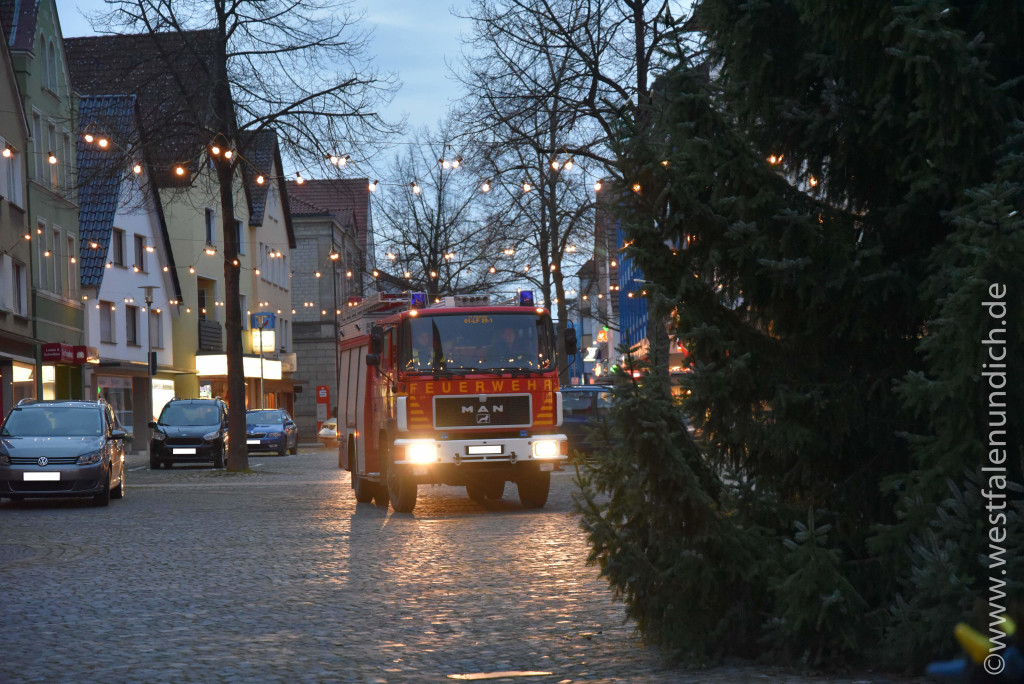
[383,438,416,513]
[352,474,376,503]
[517,470,550,509]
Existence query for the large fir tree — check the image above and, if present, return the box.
[580,0,1024,667]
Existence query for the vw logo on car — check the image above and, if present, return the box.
[37,456,48,466]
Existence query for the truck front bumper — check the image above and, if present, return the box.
[393,434,568,468]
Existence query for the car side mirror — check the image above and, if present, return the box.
[365,353,380,367]
[111,429,128,440]
[369,325,384,355]
[563,327,578,355]
[148,421,158,429]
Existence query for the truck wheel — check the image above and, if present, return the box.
[383,439,416,513]
[517,470,550,509]
[352,474,375,503]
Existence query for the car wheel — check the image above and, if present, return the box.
[383,437,416,513]
[93,471,111,507]
[150,455,160,470]
[517,470,550,509]
[112,461,126,499]
[213,443,225,469]
[288,437,298,455]
[162,461,172,469]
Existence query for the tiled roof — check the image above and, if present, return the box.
[76,95,136,287]
[0,0,39,52]
[65,30,223,187]
[76,94,183,301]
[285,178,371,253]
[239,128,296,248]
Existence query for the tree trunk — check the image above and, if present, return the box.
[217,160,248,471]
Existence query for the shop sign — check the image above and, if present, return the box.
[42,342,76,364]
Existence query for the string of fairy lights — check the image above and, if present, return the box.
[5,122,817,318]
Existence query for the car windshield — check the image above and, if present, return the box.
[563,393,595,416]
[399,312,556,374]
[159,404,220,426]
[246,410,285,424]
[1,407,103,437]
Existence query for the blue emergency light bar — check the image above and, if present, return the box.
[410,292,427,309]
[518,290,534,307]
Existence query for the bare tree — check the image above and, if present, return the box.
[78,0,399,470]
[374,121,528,300]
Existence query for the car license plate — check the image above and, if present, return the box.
[247,439,260,445]
[24,472,60,481]
[538,462,555,472]
[172,448,197,455]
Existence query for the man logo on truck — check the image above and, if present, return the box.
[460,403,503,419]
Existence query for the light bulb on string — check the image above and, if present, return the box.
[48,152,57,165]
[256,174,265,185]
[481,180,491,193]
[2,145,12,158]
[296,172,304,184]
[522,182,532,193]
[593,180,602,192]
[98,138,108,149]
[369,180,378,192]
[411,182,421,195]
[175,165,186,176]
[133,163,142,174]
[563,159,574,171]
[84,134,94,143]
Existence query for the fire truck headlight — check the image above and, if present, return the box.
[532,440,560,459]
[407,442,438,464]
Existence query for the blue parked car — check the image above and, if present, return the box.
[245,410,299,456]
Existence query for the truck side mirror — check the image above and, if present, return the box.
[365,353,380,367]
[369,325,384,355]
[563,327,578,355]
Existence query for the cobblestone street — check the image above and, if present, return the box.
[1,447,918,683]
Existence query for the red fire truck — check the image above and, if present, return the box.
[336,291,571,513]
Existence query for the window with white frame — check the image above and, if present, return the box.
[0,137,24,206]
[240,294,248,329]
[100,301,116,343]
[66,235,75,299]
[236,219,245,255]
[205,208,215,245]
[151,309,164,349]
[61,131,71,192]
[12,260,27,315]
[134,234,146,272]
[46,40,57,91]
[31,113,42,181]
[47,123,58,190]
[112,229,125,266]
[51,227,62,294]
[126,305,139,345]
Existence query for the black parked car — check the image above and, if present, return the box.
[561,385,614,456]
[245,409,299,456]
[149,398,228,469]
[0,399,128,506]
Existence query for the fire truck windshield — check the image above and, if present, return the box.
[400,312,555,374]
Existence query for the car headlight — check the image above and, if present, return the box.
[532,439,560,459]
[407,442,437,464]
[77,450,103,465]
[152,431,166,441]
[266,431,283,438]
[203,430,222,441]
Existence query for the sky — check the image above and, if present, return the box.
[57,0,468,133]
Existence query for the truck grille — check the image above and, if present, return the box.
[433,395,531,429]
